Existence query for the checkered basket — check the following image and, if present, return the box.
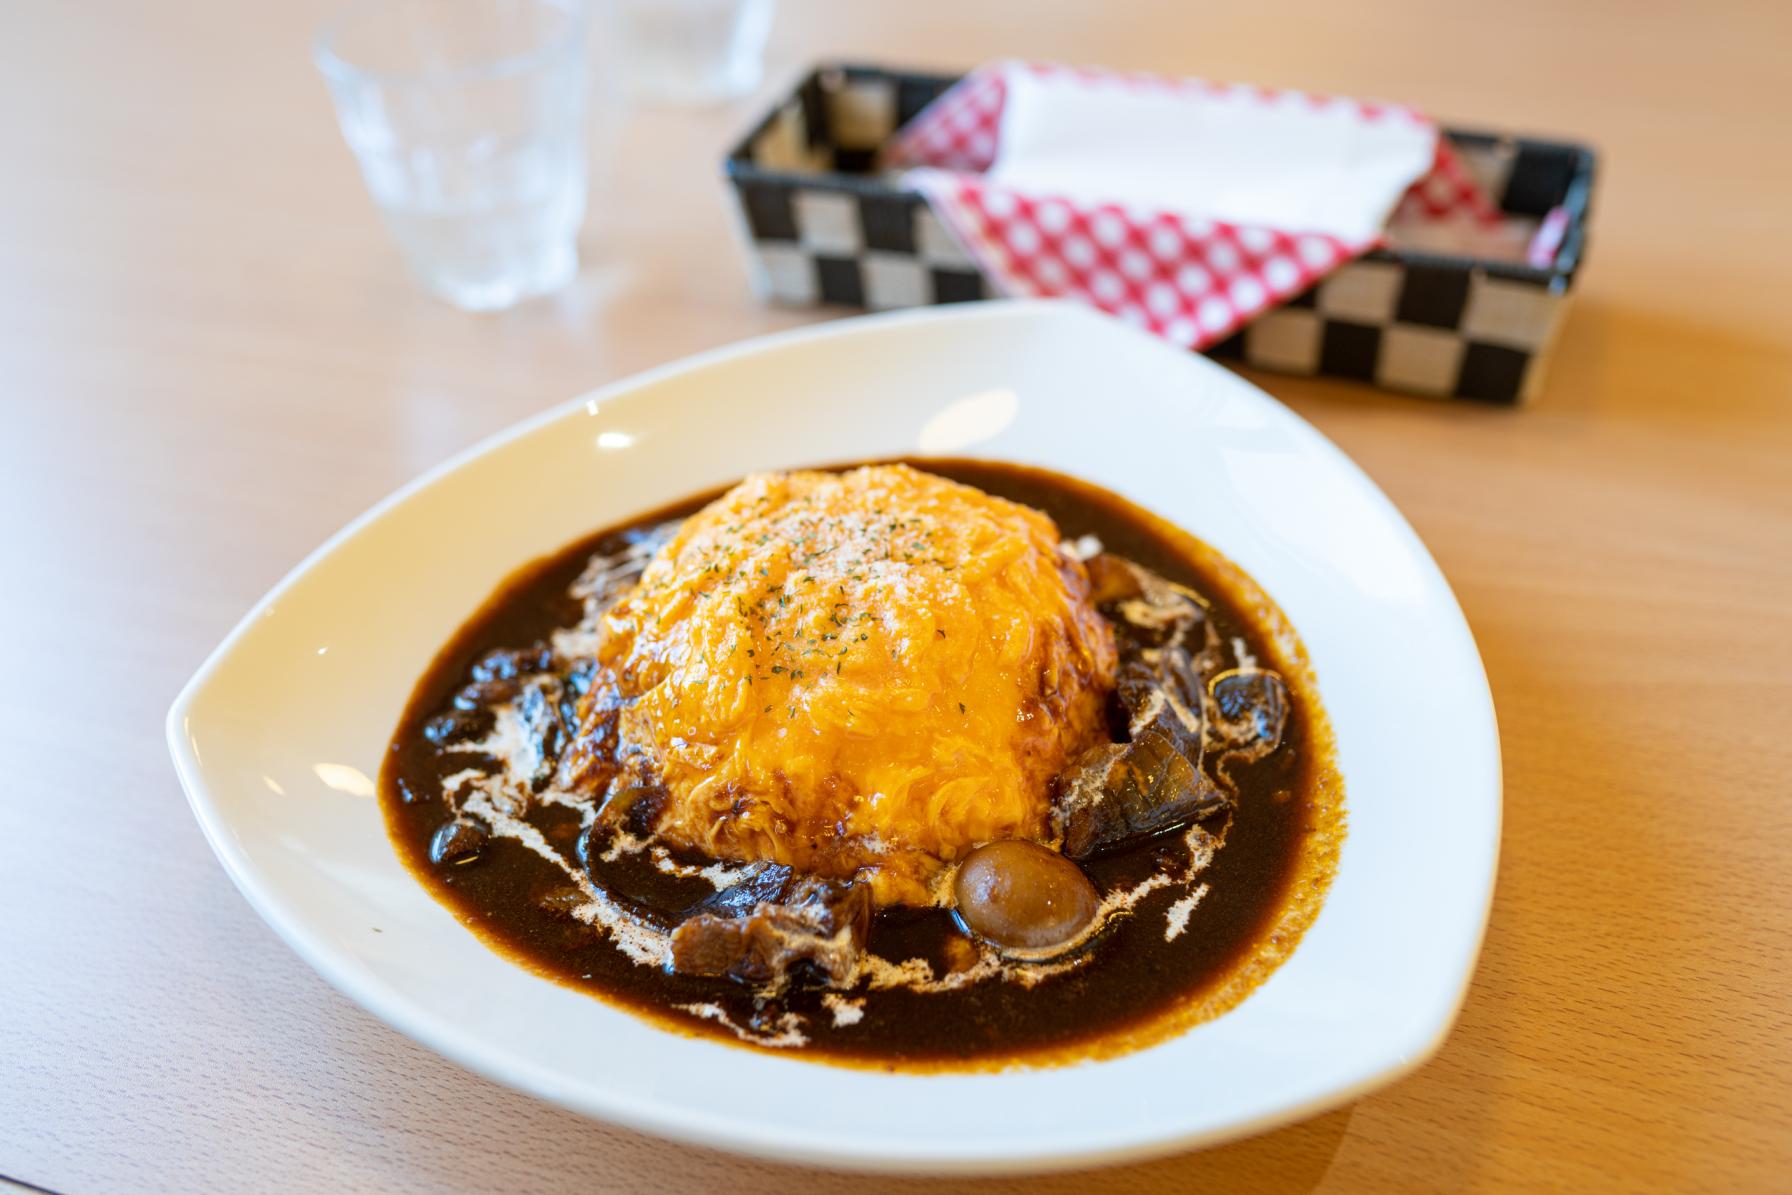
[724,65,1596,405]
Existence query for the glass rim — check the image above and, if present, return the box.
[313,0,588,88]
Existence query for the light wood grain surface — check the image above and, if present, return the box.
[5,0,1790,1190]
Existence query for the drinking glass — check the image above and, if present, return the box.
[607,0,774,105]
[315,0,590,311]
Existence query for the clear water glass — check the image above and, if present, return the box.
[315,0,590,311]
[608,0,774,105]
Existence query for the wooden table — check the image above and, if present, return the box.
[6,1,1788,1189]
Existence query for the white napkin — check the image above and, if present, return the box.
[886,63,1508,349]
[983,69,1438,241]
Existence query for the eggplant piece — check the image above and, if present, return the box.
[624,519,682,553]
[515,677,566,790]
[685,862,795,919]
[1098,556,1209,651]
[1084,551,1143,606]
[452,678,520,710]
[421,707,491,749]
[1059,732,1229,858]
[1101,556,1212,761]
[1056,554,1231,858]
[573,781,670,852]
[428,819,487,866]
[1114,646,1204,756]
[571,519,681,614]
[469,643,554,684]
[558,657,597,726]
[554,523,680,789]
[559,675,625,793]
[1210,668,1289,766]
[669,868,871,990]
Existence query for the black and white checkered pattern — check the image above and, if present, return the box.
[1205,259,1568,403]
[725,66,1594,405]
[735,180,989,309]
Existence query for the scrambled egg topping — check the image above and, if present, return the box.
[593,464,1117,906]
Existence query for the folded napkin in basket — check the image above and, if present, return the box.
[885,61,1503,350]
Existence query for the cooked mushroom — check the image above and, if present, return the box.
[953,840,1100,953]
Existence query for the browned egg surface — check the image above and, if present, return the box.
[381,460,1343,1069]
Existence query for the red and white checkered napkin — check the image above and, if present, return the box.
[885,62,1500,349]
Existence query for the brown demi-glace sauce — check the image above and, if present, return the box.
[380,459,1343,1069]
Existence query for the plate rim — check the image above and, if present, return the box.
[166,299,1502,1174]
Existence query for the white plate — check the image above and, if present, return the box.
[168,300,1499,1174]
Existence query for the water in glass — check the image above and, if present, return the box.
[317,0,589,311]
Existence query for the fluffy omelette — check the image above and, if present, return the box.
[585,464,1118,906]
